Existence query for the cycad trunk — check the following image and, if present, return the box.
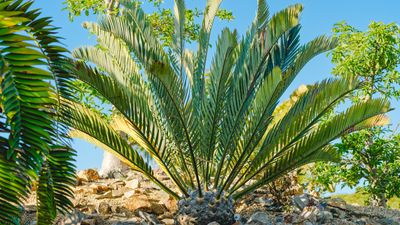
[176,190,235,225]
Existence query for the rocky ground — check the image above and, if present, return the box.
[22,169,400,225]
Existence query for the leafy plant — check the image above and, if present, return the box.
[0,0,76,224]
[64,0,391,223]
[330,21,400,100]
[309,21,400,208]
[63,0,234,45]
[312,127,400,207]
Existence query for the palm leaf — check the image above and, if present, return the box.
[0,1,75,223]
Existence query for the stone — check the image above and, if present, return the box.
[293,194,310,210]
[77,169,100,182]
[247,212,272,225]
[124,190,136,199]
[80,205,96,214]
[63,210,86,225]
[355,219,367,225]
[137,210,160,224]
[89,184,111,194]
[275,216,284,223]
[95,190,113,199]
[255,197,274,207]
[125,179,140,189]
[328,197,347,209]
[208,222,221,225]
[162,196,178,212]
[112,189,125,198]
[161,218,176,225]
[97,202,111,215]
[319,210,333,223]
[378,218,400,225]
[300,206,320,223]
[125,195,167,215]
[81,219,96,225]
[330,207,346,219]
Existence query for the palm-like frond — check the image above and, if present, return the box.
[67,0,391,201]
[0,0,75,223]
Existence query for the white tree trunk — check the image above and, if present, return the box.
[99,151,130,178]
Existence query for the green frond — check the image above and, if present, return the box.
[93,8,198,187]
[201,28,238,185]
[81,21,141,79]
[66,0,392,205]
[47,146,76,214]
[282,35,337,86]
[63,100,180,198]
[0,139,39,224]
[172,0,185,56]
[256,0,269,32]
[220,67,282,190]
[232,78,360,189]
[1,1,75,223]
[233,98,391,198]
[193,0,223,99]
[37,164,57,224]
[214,4,303,188]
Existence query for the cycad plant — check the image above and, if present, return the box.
[0,0,76,224]
[65,0,391,224]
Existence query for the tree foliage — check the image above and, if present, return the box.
[63,0,234,45]
[63,0,390,206]
[310,21,400,207]
[312,128,400,207]
[0,0,76,223]
[330,21,400,100]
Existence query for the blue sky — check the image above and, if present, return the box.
[32,0,400,171]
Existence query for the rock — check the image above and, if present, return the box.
[63,210,86,225]
[81,219,96,225]
[124,190,136,199]
[95,190,113,199]
[137,210,160,225]
[330,207,346,219]
[378,218,400,225]
[149,202,167,215]
[110,180,126,189]
[162,195,178,212]
[293,194,310,210]
[125,179,140,189]
[318,210,333,223]
[97,202,111,215]
[77,169,100,182]
[355,219,367,225]
[125,195,167,215]
[112,189,125,198]
[300,206,320,223]
[161,218,176,225]
[275,216,284,223]
[247,212,272,225]
[255,197,274,207]
[89,184,111,194]
[328,197,347,209]
[80,205,96,214]
[208,222,221,225]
